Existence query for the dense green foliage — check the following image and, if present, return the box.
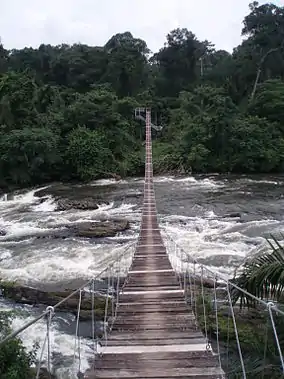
[1,2,284,188]
[0,312,37,378]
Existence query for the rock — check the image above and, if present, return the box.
[223,212,241,218]
[35,183,115,203]
[112,173,121,181]
[37,368,56,379]
[181,276,216,288]
[0,229,6,236]
[57,198,100,211]
[79,309,105,321]
[0,282,107,319]
[73,220,130,238]
[0,220,131,242]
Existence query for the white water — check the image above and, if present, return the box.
[0,193,8,201]
[6,305,92,379]
[0,186,138,376]
[0,176,283,375]
[0,176,282,282]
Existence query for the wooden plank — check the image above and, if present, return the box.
[116,307,189,314]
[118,302,188,308]
[114,318,194,325]
[125,281,180,287]
[95,358,219,370]
[111,325,197,332]
[94,351,215,361]
[119,292,186,301]
[128,269,174,274]
[127,271,176,277]
[125,279,179,284]
[122,286,181,292]
[106,331,204,340]
[101,337,207,346]
[114,324,195,330]
[90,367,223,378]
[114,313,195,321]
[121,289,184,295]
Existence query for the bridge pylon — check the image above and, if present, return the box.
[134,107,163,131]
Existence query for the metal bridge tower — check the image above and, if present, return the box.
[134,107,163,131]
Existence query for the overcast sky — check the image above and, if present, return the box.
[1,0,282,53]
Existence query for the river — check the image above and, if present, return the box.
[0,174,284,377]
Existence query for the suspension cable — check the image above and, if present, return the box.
[0,242,136,347]
[213,275,222,372]
[226,308,230,374]
[267,302,284,373]
[111,266,115,328]
[164,231,284,376]
[201,266,210,350]
[35,311,49,379]
[261,314,269,379]
[74,289,82,373]
[163,231,284,317]
[46,306,53,374]
[188,267,194,312]
[91,279,95,354]
[193,262,198,329]
[115,260,120,320]
[227,282,247,378]
[184,261,189,302]
[103,270,111,347]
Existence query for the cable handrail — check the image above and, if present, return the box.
[162,229,284,317]
[163,229,284,377]
[0,241,136,347]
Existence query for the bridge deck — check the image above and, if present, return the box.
[84,110,224,378]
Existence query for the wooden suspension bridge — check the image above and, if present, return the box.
[85,109,224,378]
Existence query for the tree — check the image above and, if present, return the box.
[153,28,211,97]
[0,71,38,129]
[249,79,284,126]
[0,127,61,185]
[103,32,150,97]
[229,116,284,172]
[66,126,113,180]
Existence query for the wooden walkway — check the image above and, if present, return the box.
[85,110,224,378]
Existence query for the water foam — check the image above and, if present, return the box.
[11,313,92,378]
[161,210,270,274]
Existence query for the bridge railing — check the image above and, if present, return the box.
[0,242,136,378]
[163,231,284,379]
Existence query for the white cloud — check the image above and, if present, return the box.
[0,0,278,52]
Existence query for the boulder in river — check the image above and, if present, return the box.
[223,212,241,218]
[73,220,130,238]
[56,198,101,211]
[37,368,56,379]
[0,220,131,242]
[0,281,107,320]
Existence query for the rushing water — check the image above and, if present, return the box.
[1,174,284,377]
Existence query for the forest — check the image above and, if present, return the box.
[1,1,284,189]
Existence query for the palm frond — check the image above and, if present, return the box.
[231,235,284,307]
